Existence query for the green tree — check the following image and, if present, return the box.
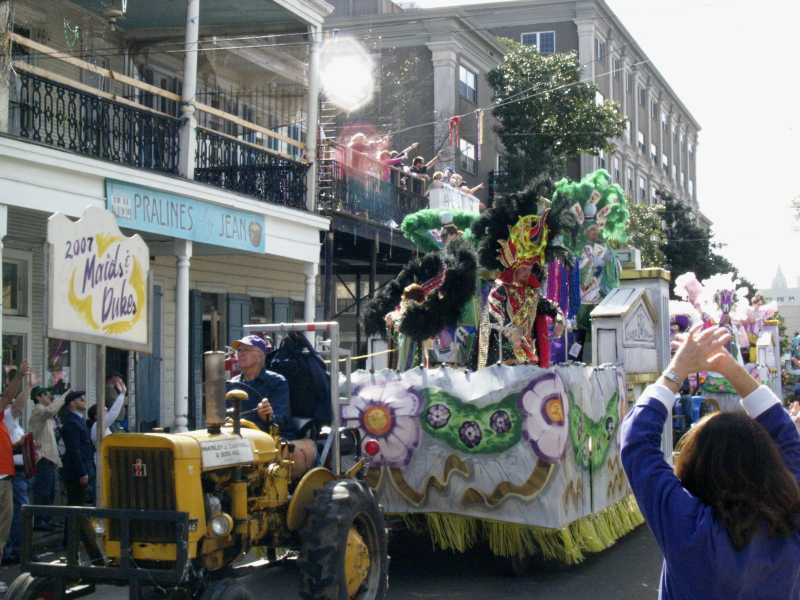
[625,203,667,268]
[486,40,626,187]
[658,191,755,297]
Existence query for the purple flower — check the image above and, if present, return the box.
[519,372,570,462]
[340,380,422,467]
[489,410,512,434]
[425,404,451,429]
[459,421,482,449]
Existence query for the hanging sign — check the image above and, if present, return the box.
[47,205,151,352]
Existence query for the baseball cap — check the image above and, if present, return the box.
[443,167,455,175]
[30,386,51,400]
[231,335,269,355]
[65,390,86,404]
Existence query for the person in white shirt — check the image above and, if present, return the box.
[90,379,126,445]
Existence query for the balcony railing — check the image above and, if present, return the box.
[317,141,428,226]
[14,71,180,175]
[6,33,309,212]
[195,128,308,210]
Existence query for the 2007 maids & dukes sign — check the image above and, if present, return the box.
[48,205,151,353]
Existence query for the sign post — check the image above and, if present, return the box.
[47,205,151,507]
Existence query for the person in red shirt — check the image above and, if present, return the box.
[0,362,30,593]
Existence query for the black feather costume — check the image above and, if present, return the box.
[360,236,478,342]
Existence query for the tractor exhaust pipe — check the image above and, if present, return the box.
[205,351,227,434]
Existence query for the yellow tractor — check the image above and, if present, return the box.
[10,322,388,600]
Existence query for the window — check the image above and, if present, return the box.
[625,119,631,142]
[459,65,477,103]
[680,134,685,151]
[613,58,620,79]
[638,176,646,202]
[460,138,477,174]
[671,164,676,180]
[249,296,273,324]
[790,296,796,303]
[626,167,633,191]
[777,297,785,303]
[336,282,367,315]
[626,71,632,93]
[292,300,306,322]
[287,123,303,159]
[689,145,694,161]
[662,153,669,174]
[597,149,605,170]
[650,143,657,164]
[661,112,668,132]
[651,186,658,204]
[638,86,646,106]
[688,180,694,196]
[638,131,645,153]
[595,38,606,65]
[595,91,605,106]
[651,100,658,120]
[672,124,678,142]
[680,171,685,188]
[520,31,555,55]
[3,258,28,317]
[613,157,621,182]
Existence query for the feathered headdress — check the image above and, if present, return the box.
[470,178,580,284]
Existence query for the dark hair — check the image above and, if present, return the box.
[413,156,424,165]
[87,404,98,429]
[402,283,426,304]
[675,411,800,549]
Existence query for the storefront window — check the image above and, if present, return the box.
[48,338,71,395]
[2,334,24,389]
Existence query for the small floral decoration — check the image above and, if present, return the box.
[519,371,571,462]
[341,380,422,468]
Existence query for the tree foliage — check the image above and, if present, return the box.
[625,203,667,268]
[486,40,626,187]
[658,191,755,297]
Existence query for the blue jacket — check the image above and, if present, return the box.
[228,368,292,438]
[60,410,94,482]
[621,384,800,600]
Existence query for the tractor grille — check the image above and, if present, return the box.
[107,447,177,543]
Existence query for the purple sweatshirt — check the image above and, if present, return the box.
[620,384,800,600]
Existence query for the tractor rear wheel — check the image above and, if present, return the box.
[297,479,388,600]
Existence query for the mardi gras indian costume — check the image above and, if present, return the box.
[478,213,565,369]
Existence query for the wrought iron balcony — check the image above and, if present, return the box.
[13,71,180,175]
[194,128,308,211]
[9,70,309,211]
[317,141,428,226]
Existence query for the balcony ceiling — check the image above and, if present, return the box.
[71,0,327,33]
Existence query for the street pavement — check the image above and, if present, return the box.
[0,523,663,599]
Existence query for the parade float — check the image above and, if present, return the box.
[342,170,658,568]
[668,272,782,415]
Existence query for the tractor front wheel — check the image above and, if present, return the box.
[297,479,389,600]
[5,574,60,600]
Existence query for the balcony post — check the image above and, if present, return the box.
[305,24,322,212]
[303,261,318,345]
[173,239,193,432]
[178,0,200,180]
[0,1,11,134]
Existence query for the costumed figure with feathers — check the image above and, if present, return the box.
[552,171,629,359]
[470,180,580,370]
[361,210,480,371]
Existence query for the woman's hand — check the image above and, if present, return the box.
[669,324,731,380]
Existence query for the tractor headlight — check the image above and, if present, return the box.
[209,513,233,537]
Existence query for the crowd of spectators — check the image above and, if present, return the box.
[342,132,484,206]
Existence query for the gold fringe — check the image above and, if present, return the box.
[391,495,644,565]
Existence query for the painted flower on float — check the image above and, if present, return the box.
[519,372,570,462]
[341,380,422,467]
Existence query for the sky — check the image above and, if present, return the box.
[414,0,800,291]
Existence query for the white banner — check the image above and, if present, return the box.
[48,205,151,352]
